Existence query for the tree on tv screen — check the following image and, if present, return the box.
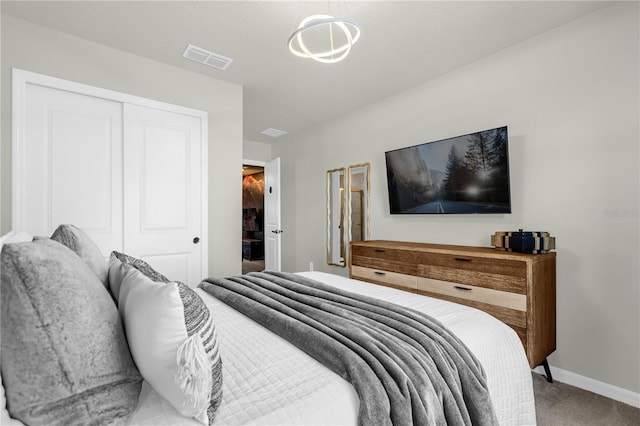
[441,127,509,204]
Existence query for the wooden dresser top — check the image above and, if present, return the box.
[350,240,556,262]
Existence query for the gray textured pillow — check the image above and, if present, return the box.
[50,224,109,288]
[0,238,142,425]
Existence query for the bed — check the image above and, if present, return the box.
[128,271,535,426]
[0,226,535,426]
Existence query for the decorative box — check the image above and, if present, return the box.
[491,229,555,254]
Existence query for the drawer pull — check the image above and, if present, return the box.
[454,257,472,262]
[374,271,386,276]
[374,249,386,253]
[454,285,472,292]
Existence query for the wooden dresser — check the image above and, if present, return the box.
[349,240,556,369]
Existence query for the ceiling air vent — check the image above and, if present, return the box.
[261,128,288,138]
[182,44,233,71]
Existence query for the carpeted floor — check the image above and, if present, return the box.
[242,258,264,274]
[533,373,640,425]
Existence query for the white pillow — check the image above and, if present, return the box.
[109,254,223,425]
[108,251,169,302]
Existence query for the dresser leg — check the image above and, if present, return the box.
[540,358,553,383]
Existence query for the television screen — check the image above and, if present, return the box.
[385,126,511,214]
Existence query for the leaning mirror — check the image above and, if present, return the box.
[348,163,371,243]
[327,168,347,267]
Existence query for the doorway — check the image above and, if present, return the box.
[242,164,265,274]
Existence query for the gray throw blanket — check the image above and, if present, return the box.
[199,271,498,426]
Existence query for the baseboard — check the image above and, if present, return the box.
[533,365,640,408]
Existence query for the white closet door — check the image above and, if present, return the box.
[17,83,123,255]
[123,104,203,285]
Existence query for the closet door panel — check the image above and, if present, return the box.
[124,104,202,285]
[18,83,123,255]
[142,126,189,229]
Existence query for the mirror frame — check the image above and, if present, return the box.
[326,167,347,267]
[347,162,371,244]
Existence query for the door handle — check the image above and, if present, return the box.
[454,285,472,291]
[193,237,200,244]
[271,229,284,234]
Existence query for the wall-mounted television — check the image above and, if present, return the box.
[385,126,511,214]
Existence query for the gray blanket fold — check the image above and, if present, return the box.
[199,271,498,426]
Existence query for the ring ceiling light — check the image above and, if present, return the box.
[288,14,361,64]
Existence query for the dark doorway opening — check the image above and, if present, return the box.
[242,164,265,274]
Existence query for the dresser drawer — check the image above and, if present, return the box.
[417,277,527,329]
[352,245,418,262]
[351,265,417,292]
[351,246,417,275]
[417,277,526,311]
[417,253,526,294]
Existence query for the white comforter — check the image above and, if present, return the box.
[128,271,536,426]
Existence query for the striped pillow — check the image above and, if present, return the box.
[109,253,223,424]
[111,251,170,282]
[107,251,169,302]
[176,282,223,422]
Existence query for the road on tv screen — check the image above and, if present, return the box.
[404,201,510,214]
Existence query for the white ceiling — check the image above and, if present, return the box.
[2,1,613,144]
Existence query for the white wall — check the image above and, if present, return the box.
[273,2,639,394]
[243,139,272,163]
[1,15,244,278]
